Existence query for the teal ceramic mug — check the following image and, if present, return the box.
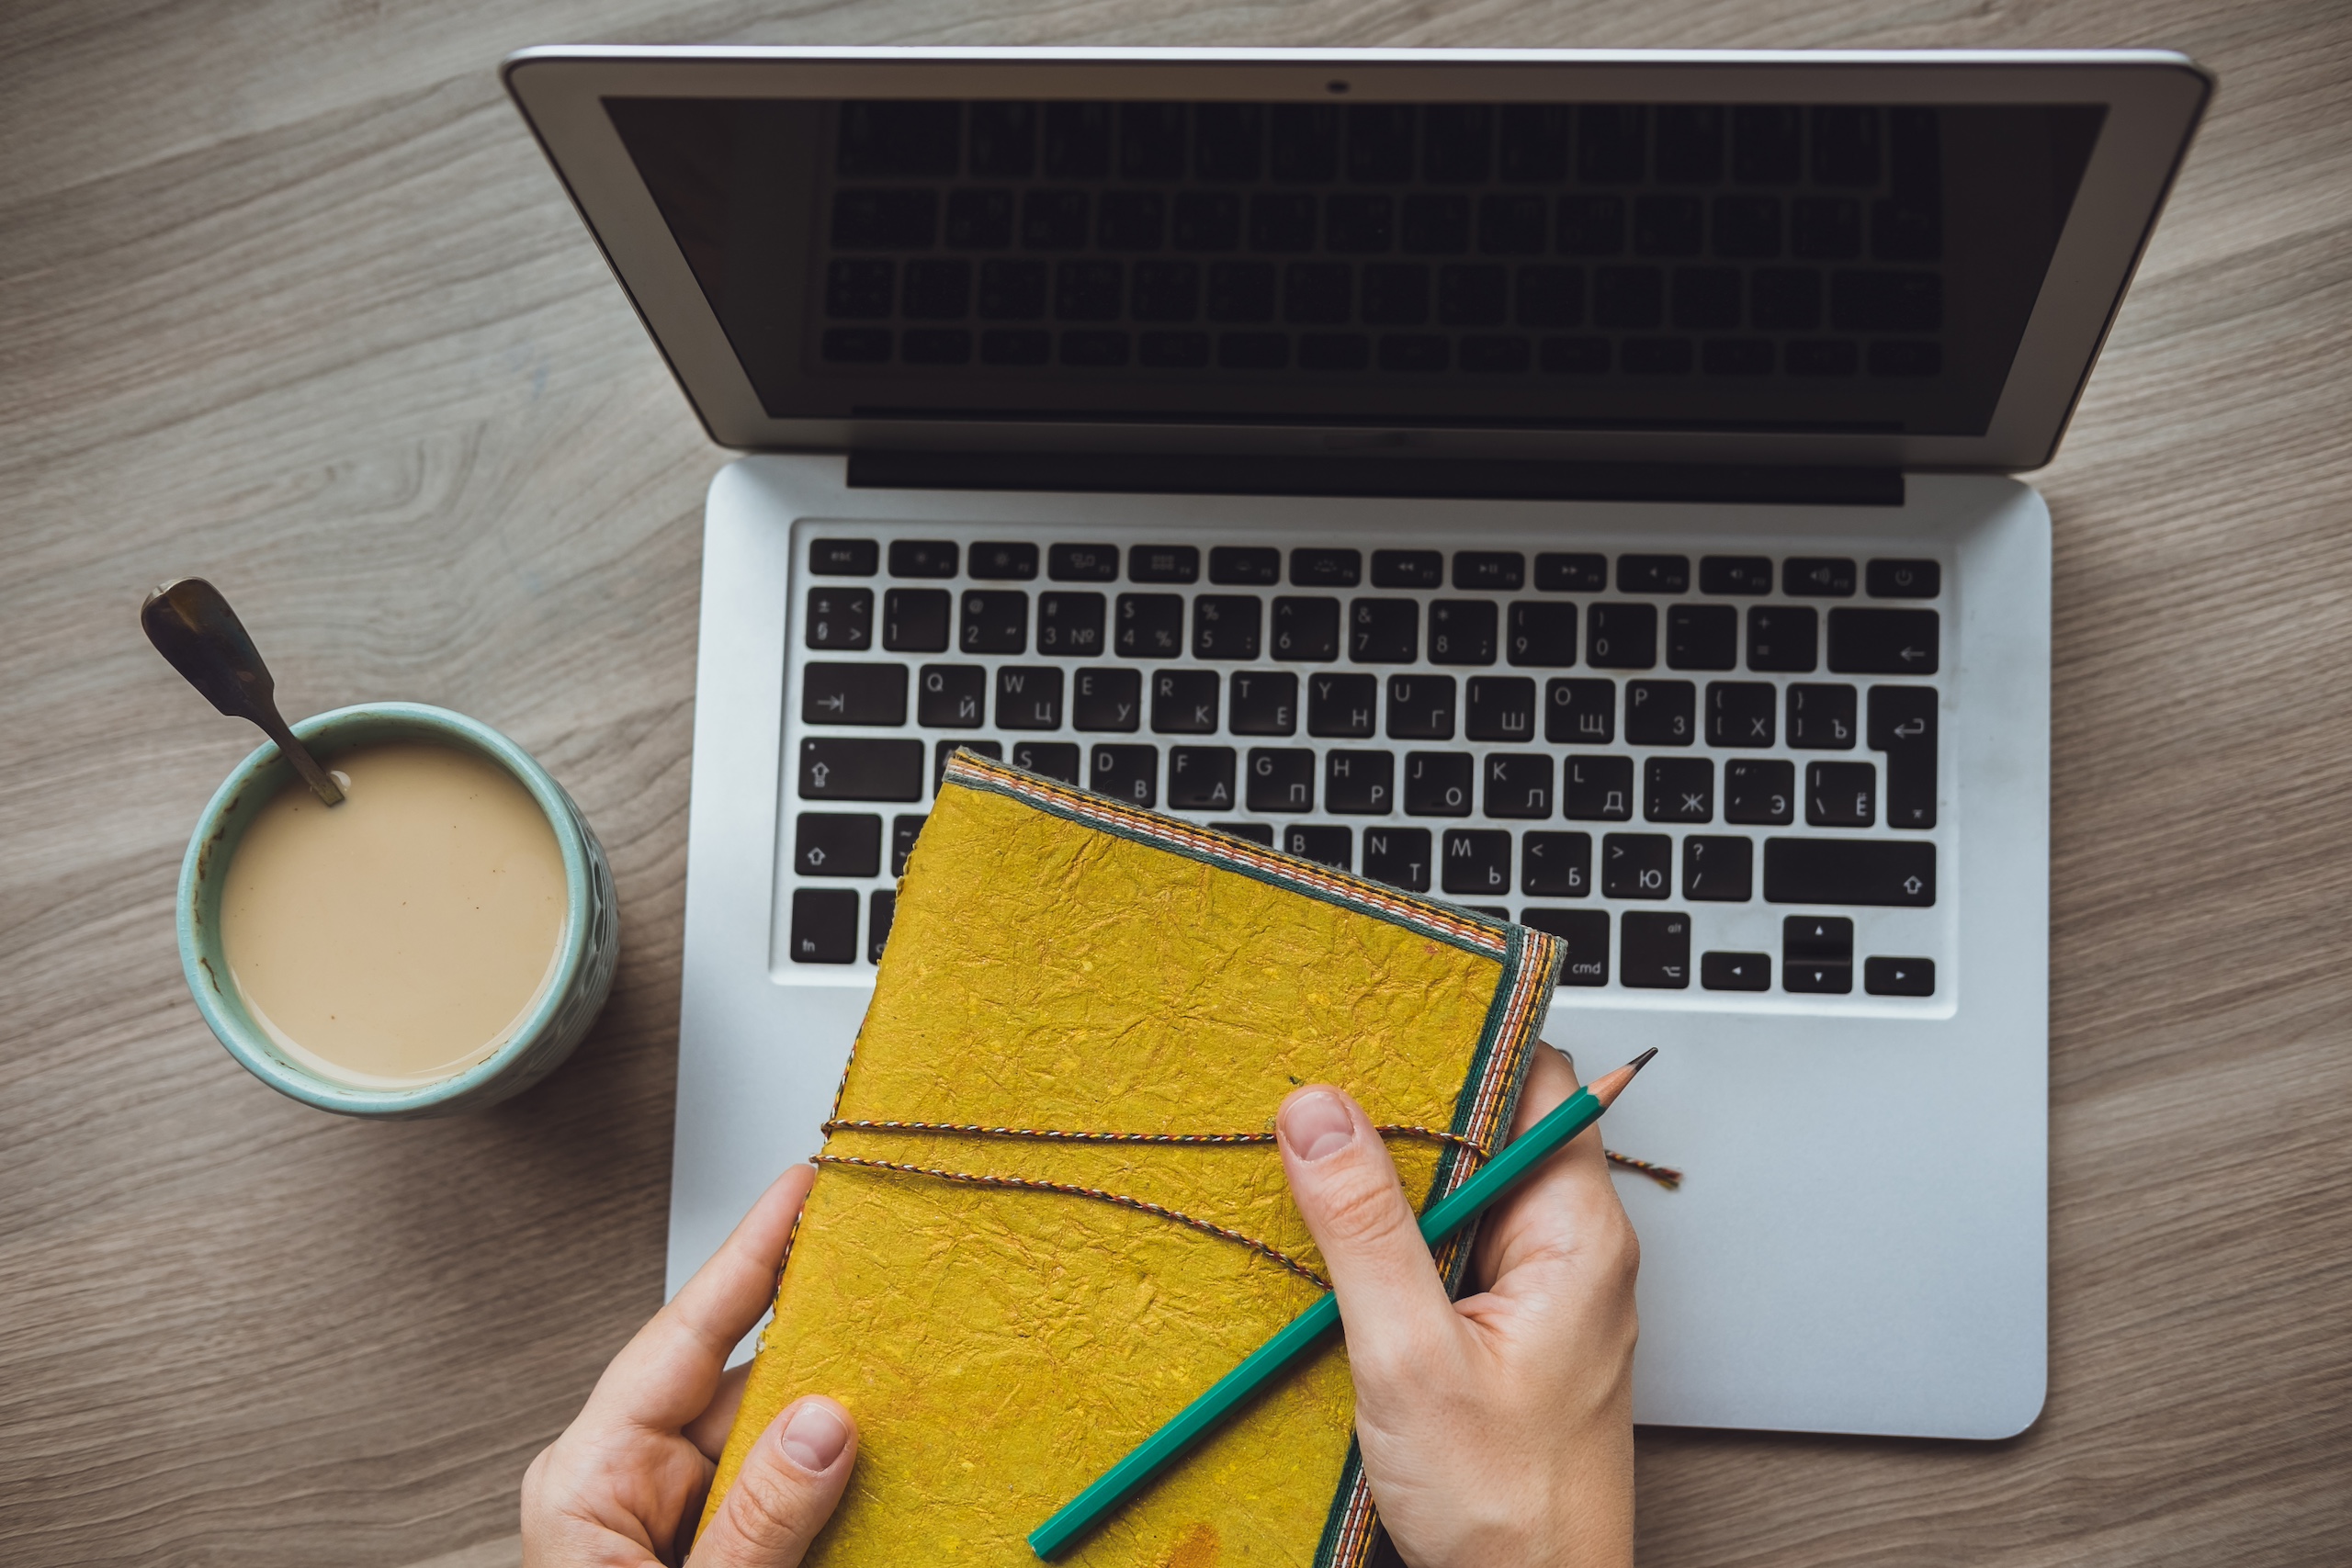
[176,702,617,1117]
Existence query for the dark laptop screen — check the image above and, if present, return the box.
[605,97,2101,437]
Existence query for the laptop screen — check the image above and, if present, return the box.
[604,97,2102,439]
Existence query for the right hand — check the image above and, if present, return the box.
[1275,1044,1638,1568]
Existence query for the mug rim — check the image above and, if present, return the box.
[176,701,595,1116]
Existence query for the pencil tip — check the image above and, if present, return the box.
[1629,1046,1658,1074]
[1586,1047,1658,1108]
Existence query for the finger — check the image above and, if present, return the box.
[1276,1085,1459,1378]
[1473,1044,1631,1288]
[589,1164,816,1433]
[687,1359,756,1460]
[688,1396,858,1568]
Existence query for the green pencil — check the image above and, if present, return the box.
[1028,1047,1658,1559]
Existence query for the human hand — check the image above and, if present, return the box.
[1276,1044,1637,1568]
[520,1166,859,1568]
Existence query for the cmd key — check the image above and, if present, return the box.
[1827,608,1939,674]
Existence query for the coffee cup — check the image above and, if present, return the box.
[176,702,617,1117]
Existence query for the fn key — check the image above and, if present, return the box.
[788,888,857,964]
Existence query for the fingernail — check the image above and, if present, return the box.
[777,1400,850,1472]
[1281,1089,1356,1162]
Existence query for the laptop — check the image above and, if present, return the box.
[503,47,2207,1440]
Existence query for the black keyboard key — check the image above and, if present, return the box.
[1602,833,1672,898]
[1008,740,1080,784]
[1681,836,1752,901]
[1508,602,1577,667]
[1806,761,1877,827]
[1248,748,1316,812]
[866,890,895,964]
[1048,543,1120,581]
[1453,550,1525,591]
[1325,750,1395,814]
[918,664,987,728]
[799,738,923,802]
[1625,679,1695,746]
[1090,743,1159,807]
[1535,552,1608,592]
[1129,544,1200,583]
[1116,593,1186,658]
[996,667,1064,730]
[1700,555,1773,594]
[1783,557,1857,597]
[1545,678,1615,744]
[883,588,952,652]
[1290,548,1362,587]
[1404,751,1474,816]
[1522,908,1610,986]
[1869,685,1938,829]
[1151,670,1219,733]
[1464,676,1537,742]
[1747,605,1818,672]
[1484,753,1554,818]
[946,187,1016,247]
[1587,604,1657,669]
[1666,604,1736,670]
[1284,825,1352,872]
[1765,840,1935,906]
[1707,682,1775,747]
[1228,671,1298,735]
[1864,956,1936,997]
[1308,672,1378,737]
[960,591,1028,654]
[1784,915,1854,962]
[970,542,1039,581]
[1867,558,1940,599]
[1724,759,1795,825]
[1621,911,1691,988]
[1386,674,1455,739]
[1521,831,1591,897]
[888,540,958,579]
[1351,599,1419,663]
[1167,745,1238,809]
[1787,683,1859,750]
[1566,755,1634,820]
[1073,667,1141,731]
[805,587,872,651]
[788,887,859,964]
[1645,758,1713,822]
[1617,555,1690,593]
[1036,592,1105,657]
[1784,959,1852,994]
[1209,547,1281,585]
[1828,608,1939,674]
[1215,821,1275,847]
[1372,549,1444,588]
[1363,826,1433,891]
[1272,597,1340,661]
[802,663,907,727]
[1702,951,1770,990]
[891,814,925,876]
[1193,594,1262,660]
[935,739,1000,788]
[1429,600,1498,665]
[810,538,877,576]
[1442,829,1513,897]
[794,812,881,877]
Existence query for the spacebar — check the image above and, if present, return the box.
[1763,839,1937,907]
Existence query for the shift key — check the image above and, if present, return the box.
[1764,838,1936,907]
[800,738,924,801]
[1828,608,1938,674]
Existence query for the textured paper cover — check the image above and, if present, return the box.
[701,753,1559,1566]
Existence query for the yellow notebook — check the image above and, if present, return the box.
[703,750,1563,1567]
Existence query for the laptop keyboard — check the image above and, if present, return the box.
[779,523,1948,1003]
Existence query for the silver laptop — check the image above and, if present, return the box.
[504,47,2207,1440]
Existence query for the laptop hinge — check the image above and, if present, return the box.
[846,450,1904,507]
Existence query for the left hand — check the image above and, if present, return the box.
[520,1165,859,1568]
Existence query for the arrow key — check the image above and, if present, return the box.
[1864,956,1936,997]
[1702,951,1771,991]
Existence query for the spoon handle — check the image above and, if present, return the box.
[141,577,345,806]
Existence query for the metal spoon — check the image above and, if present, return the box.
[141,577,345,806]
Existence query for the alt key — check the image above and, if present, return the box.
[1864,956,1936,996]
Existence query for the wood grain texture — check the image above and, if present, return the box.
[2,3,2346,1564]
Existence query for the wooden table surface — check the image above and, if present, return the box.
[5,3,2347,1564]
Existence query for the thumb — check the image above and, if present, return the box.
[690,1396,857,1568]
[1277,1086,1460,1380]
